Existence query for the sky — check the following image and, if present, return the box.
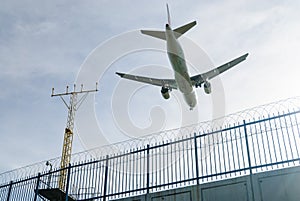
[0,0,300,176]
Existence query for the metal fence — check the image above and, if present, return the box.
[1,98,300,200]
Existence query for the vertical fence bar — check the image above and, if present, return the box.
[158,144,162,189]
[292,110,300,165]
[193,133,199,185]
[208,132,213,177]
[221,131,227,177]
[170,140,173,187]
[151,146,154,190]
[273,117,283,168]
[109,154,115,197]
[200,135,205,182]
[88,160,93,198]
[163,142,166,189]
[230,126,236,175]
[166,140,170,187]
[186,138,190,184]
[283,113,295,164]
[263,119,273,168]
[226,129,232,176]
[268,115,278,167]
[65,164,72,201]
[135,148,139,195]
[239,126,246,173]
[132,150,136,195]
[103,155,109,201]
[125,151,129,194]
[178,140,182,186]
[189,135,194,184]
[116,155,121,198]
[288,111,300,160]
[243,120,252,173]
[253,123,263,171]
[143,145,147,193]
[146,144,150,194]
[258,120,267,169]
[249,123,257,171]
[178,139,182,184]
[122,152,126,194]
[217,131,222,177]
[139,150,142,193]
[234,126,241,175]
[128,151,131,195]
[212,131,217,178]
[278,115,289,164]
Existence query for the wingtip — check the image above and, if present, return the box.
[116,72,125,77]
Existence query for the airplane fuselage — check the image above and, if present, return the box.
[165,24,197,109]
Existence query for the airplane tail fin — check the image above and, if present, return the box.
[166,3,171,26]
[165,3,197,38]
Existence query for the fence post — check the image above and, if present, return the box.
[6,181,13,201]
[146,144,150,194]
[194,133,200,185]
[243,120,255,201]
[103,155,109,201]
[34,173,41,201]
[65,164,72,201]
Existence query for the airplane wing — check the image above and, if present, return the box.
[190,53,249,86]
[116,72,178,90]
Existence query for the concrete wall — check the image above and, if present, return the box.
[114,166,300,201]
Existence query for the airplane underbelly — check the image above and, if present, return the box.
[183,91,197,109]
[175,72,193,93]
[175,73,197,108]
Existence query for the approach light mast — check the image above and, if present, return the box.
[51,83,98,191]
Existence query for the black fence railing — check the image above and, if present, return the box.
[1,104,300,200]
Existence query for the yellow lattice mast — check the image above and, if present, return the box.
[51,83,98,191]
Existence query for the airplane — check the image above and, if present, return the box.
[116,4,249,110]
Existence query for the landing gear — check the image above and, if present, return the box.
[195,83,201,88]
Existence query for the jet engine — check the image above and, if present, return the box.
[161,87,170,99]
[204,81,211,94]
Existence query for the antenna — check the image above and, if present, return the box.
[51,83,98,191]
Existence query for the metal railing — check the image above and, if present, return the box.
[1,97,300,200]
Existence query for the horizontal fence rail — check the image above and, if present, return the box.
[1,97,300,200]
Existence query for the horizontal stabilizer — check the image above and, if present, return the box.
[140,30,166,40]
[141,21,196,41]
[174,21,197,38]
